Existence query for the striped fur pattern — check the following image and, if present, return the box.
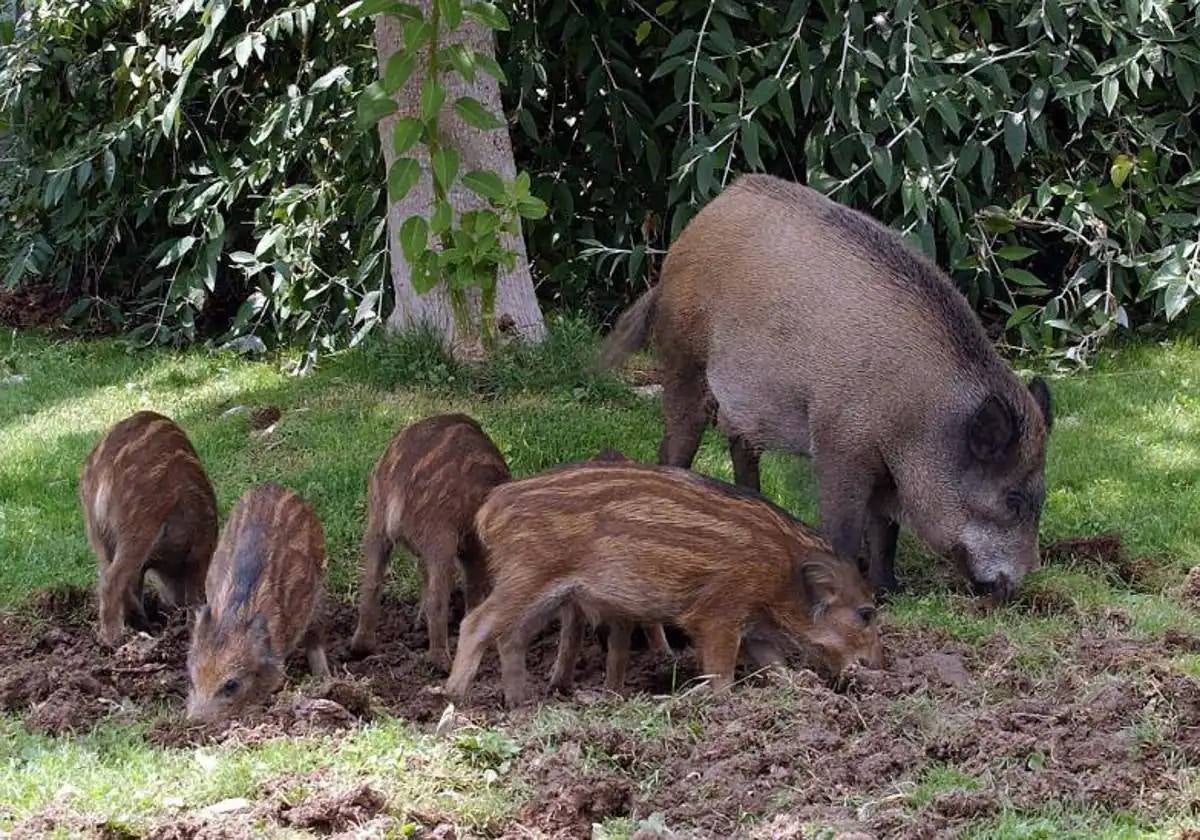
[79,411,217,645]
[186,483,328,722]
[446,462,881,707]
[351,414,510,671]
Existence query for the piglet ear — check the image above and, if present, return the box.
[250,613,275,659]
[192,605,213,637]
[795,559,837,618]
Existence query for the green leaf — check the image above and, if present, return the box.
[776,85,795,134]
[384,51,417,92]
[742,120,762,169]
[157,235,197,268]
[464,1,509,30]
[462,170,505,201]
[1102,75,1119,114]
[635,21,652,45]
[871,145,894,187]
[517,196,548,220]
[438,0,463,28]
[430,200,453,234]
[1165,279,1192,320]
[400,215,429,263]
[1004,113,1027,166]
[392,118,424,155]
[356,81,397,130]
[996,245,1037,261]
[421,78,446,122]
[454,96,504,130]
[1004,268,1044,287]
[473,51,507,84]
[1006,305,1040,328]
[388,157,421,202]
[431,147,460,192]
[747,78,780,109]
[517,108,539,140]
[340,0,421,19]
[1176,56,1197,105]
[442,44,476,81]
[1110,154,1134,188]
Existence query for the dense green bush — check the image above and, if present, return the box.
[506,0,1200,358]
[3,0,1199,360]
[0,0,388,365]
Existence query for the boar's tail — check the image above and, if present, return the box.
[598,286,659,371]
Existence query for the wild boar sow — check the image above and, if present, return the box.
[80,411,217,645]
[601,175,1052,600]
[445,463,881,707]
[187,483,329,722]
[351,414,510,671]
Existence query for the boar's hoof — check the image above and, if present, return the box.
[503,684,536,708]
[348,633,377,659]
[426,647,452,674]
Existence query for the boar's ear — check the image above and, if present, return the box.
[967,394,1019,463]
[795,559,838,618]
[249,613,276,660]
[193,605,213,638]
[1028,377,1053,432]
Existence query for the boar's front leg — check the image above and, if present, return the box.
[813,445,877,565]
[350,526,393,658]
[694,620,742,692]
[303,622,330,679]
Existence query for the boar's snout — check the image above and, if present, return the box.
[968,571,1015,602]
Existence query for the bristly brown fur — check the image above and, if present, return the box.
[351,414,510,671]
[79,411,217,646]
[186,483,328,722]
[446,462,881,707]
[599,173,1052,601]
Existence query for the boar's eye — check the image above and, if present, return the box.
[856,606,876,625]
[220,678,241,698]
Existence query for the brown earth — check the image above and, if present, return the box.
[3,583,1200,838]
[0,283,71,329]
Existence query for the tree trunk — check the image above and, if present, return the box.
[374,5,546,351]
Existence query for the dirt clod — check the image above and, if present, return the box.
[250,406,282,430]
[274,783,386,833]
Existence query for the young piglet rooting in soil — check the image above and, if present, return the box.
[79,411,218,646]
[445,462,882,707]
[351,414,511,671]
[187,483,329,722]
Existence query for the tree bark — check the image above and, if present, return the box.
[374,5,546,350]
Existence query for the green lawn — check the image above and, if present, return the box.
[1,325,1199,837]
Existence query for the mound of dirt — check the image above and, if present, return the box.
[271,782,386,833]
[511,627,1200,836]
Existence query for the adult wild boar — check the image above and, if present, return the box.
[601,175,1052,600]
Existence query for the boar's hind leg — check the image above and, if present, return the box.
[350,527,394,657]
[303,623,331,679]
[605,620,634,692]
[548,603,584,694]
[729,435,762,491]
[865,511,901,595]
[98,535,155,645]
[657,373,713,469]
[445,595,505,702]
[643,622,672,656]
[417,534,459,673]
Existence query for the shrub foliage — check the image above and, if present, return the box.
[3,0,1200,359]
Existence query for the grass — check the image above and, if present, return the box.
[1,324,1200,836]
